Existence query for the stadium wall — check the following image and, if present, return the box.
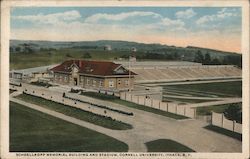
[120,92,196,118]
[211,112,242,134]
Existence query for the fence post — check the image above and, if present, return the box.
[233,120,236,132]
[144,96,146,106]
[222,114,224,128]
[211,111,213,125]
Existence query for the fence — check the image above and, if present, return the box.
[120,92,196,118]
[211,112,242,134]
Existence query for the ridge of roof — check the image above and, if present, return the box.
[50,59,136,76]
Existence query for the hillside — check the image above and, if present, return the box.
[9,40,242,69]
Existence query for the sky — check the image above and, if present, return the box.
[11,7,242,53]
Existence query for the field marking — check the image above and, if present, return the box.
[141,78,242,86]
[163,95,231,100]
[189,98,242,108]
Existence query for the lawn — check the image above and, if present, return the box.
[10,48,129,70]
[162,81,242,97]
[196,103,242,116]
[81,92,188,120]
[10,102,128,152]
[15,94,132,130]
[30,81,52,87]
[204,125,242,141]
[145,139,195,152]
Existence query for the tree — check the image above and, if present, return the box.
[224,104,242,123]
[194,50,204,63]
[82,52,92,59]
[66,53,72,57]
[211,58,221,65]
[222,55,242,68]
[15,46,21,52]
[204,52,211,64]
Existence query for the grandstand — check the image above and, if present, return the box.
[115,61,242,83]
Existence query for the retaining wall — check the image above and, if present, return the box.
[211,112,242,134]
[120,92,196,118]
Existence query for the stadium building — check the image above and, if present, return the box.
[50,60,136,91]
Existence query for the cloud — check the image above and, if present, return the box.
[12,10,81,25]
[175,8,196,19]
[196,8,238,25]
[162,17,185,27]
[11,8,241,53]
[84,11,185,31]
[84,11,161,23]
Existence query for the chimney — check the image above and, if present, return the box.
[79,60,82,68]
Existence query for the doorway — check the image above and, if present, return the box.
[74,78,78,86]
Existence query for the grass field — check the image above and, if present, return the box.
[145,139,195,152]
[81,92,188,120]
[204,125,242,141]
[10,48,129,69]
[196,103,242,116]
[16,94,132,130]
[163,96,214,104]
[10,102,128,152]
[162,81,242,98]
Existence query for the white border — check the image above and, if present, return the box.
[1,0,249,159]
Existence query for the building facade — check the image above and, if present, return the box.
[50,60,136,91]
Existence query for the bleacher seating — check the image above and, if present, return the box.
[131,65,242,83]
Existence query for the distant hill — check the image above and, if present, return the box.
[10,39,241,67]
[10,39,240,53]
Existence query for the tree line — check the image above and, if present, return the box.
[194,50,242,67]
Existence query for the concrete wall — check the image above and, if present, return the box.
[120,92,126,100]
[120,92,196,118]
[168,104,177,114]
[177,106,185,115]
[234,122,242,134]
[223,117,234,131]
[211,112,242,134]
[138,96,145,105]
[211,112,223,127]
[15,84,132,122]
[132,95,139,104]
[145,98,152,107]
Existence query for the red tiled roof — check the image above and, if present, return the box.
[50,60,136,76]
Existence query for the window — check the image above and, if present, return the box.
[64,76,67,82]
[93,80,96,87]
[118,79,121,85]
[80,76,84,83]
[109,80,114,88]
[59,75,62,81]
[87,79,90,85]
[99,81,103,87]
[125,80,129,86]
